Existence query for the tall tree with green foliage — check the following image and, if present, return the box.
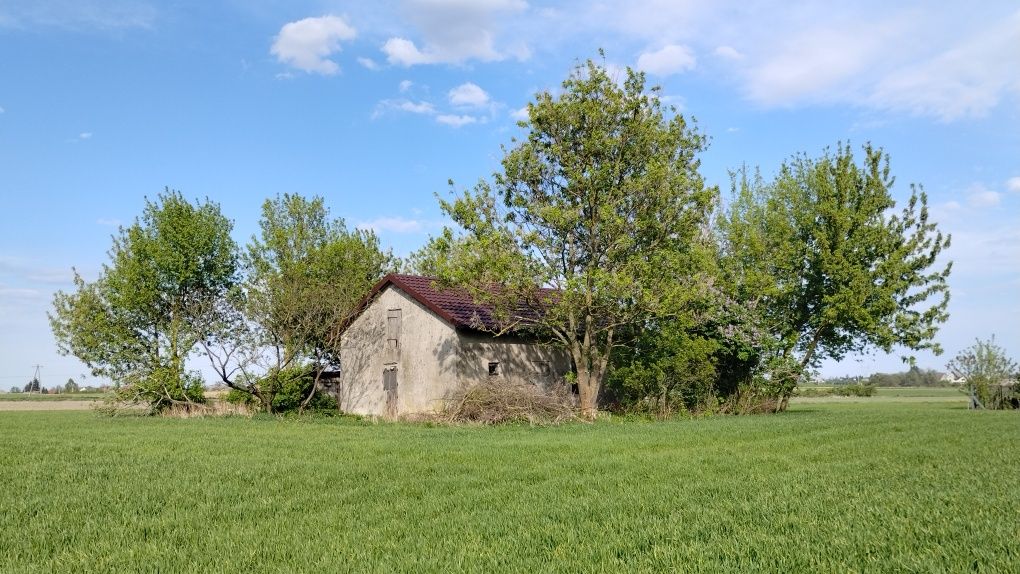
[50,190,238,411]
[203,194,395,412]
[718,144,952,387]
[418,57,716,418]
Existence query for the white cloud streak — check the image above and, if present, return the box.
[436,114,477,127]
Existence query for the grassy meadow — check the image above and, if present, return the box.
[1,392,1017,572]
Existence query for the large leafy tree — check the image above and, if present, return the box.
[203,194,395,412]
[50,190,238,411]
[718,144,952,382]
[419,58,716,418]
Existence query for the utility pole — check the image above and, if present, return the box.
[31,364,43,394]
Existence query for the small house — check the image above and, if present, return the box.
[334,274,571,417]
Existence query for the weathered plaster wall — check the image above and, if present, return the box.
[338,286,460,416]
[457,332,572,391]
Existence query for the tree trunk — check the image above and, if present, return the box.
[575,365,599,420]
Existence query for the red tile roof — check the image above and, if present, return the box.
[344,273,554,334]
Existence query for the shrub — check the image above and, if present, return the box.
[833,384,876,397]
[225,367,337,414]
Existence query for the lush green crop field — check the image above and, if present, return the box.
[1,399,1017,572]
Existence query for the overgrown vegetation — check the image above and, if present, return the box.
[2,399,1017,572]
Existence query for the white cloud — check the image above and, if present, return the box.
[0,106,5,113]
[967,184,1002,208]
[399,101,435,114]
[372,99,436,119]
[271,15,356,75]
[399,80,413,92]
[636,44,696,76]
[510,106,529,121]
[1006,176,1020,193]
[714,45,743,60]
[436,114,477,127]
[78,132,92,140]
[381,0,528,66]
[383,37,433,66]
[96,218,120,226]
[448,82,490,107]
[357,57,380,70]
[357,216,424,233]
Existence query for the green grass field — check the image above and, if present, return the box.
[1,396,1017,572]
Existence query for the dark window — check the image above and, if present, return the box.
[488,361,500,376]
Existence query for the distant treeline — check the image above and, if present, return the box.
[826,367,946,387]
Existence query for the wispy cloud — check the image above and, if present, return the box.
[0,0,157,31]
[96,218,120,227]
[436,114,477,127]
[966,183,1002,208]
[357,216,425,233]
[1007,177,1020,193]
[372,98,436,119]
[357,57,380,70]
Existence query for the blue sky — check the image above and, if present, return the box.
[1,0,1018,388]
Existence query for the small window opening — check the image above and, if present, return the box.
[488,361,500,376]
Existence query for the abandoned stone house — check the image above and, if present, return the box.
[333,274,572,418]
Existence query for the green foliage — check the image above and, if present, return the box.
[227,367,337,414]
[205,193,394,413]
[2,401,1019,571]
[422,56,716,417]
[717,143,952,380]
[23,378,41,393]
[64,378,80,393]
[947,337,1019,410]
[50,190,238,411]
[605,323,719,416]
[832,384,878,397]
[863,367,945,387]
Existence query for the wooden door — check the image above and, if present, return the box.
[383,366,398,418]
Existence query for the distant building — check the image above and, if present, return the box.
[333,274,571,418]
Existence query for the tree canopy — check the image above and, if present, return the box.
[417,58,717,417]
[718,144,952,374]
[50,190,238,411]
[203,193,395,413]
